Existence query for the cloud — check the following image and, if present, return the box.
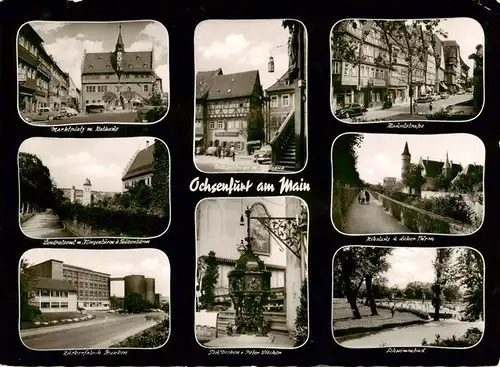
[199,33,250,59]
[30,22,67,35]
[154,64,169,90]
[43,37,105,88]
[237,41,272,66]
[129,22,169,65]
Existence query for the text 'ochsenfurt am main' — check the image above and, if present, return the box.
[189,177,310,195]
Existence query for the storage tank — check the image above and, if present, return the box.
[124,275,146,299]
[145,278,156,304]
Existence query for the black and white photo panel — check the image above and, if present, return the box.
[193,19,308,174]
[331,133,485,235]
[194,196,309,349]
[330,18,484,123]
[17,20,169,126]
[19,248,170,350]
[18,137,171,239]
[332,246,485,349]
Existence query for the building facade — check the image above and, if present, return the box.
[68,76,82,112]
[121,140,155,191]
[18,24,70,113]
[383,177,397,188]
[60,178,116,206]
[29,277,78,313]
[265,71,295,142]
[443,40,463,94]
[195,68,265,152]
[81,25,162,113]
[28,259,111,310]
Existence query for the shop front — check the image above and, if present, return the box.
[209,131,246,152]
[363,78,387,108]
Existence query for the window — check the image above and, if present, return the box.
[281,94,290,107]
[105,75,110,79]
[51,302,60,308]
[60,302,68,308]
[209,121,215,129]
[86,100,89,104]
[41,289,50,297]
[128,64,132,68]
[332,61,341,74]
[217,121,224,129]
[234,142,243,150]
[40,302,50,309]
[51,291,59,297]
[270,95,278,108]
[143,63,147,68]
[144,85,148,92]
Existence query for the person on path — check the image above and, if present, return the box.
[429,100,433,114]
[217,145,222,159]
[390,304,396,318]
[230,145,235,161]
[365,190,370,204]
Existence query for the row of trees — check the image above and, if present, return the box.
[334,247,483,322]
[332,19,447,114]
[122,292,169,314]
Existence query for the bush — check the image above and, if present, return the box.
[136,106,168,122]
[426,105,465,120]
[55,201,166,237]
[291,279,308,347]
[332,185,359,231]
[21,305,42,322]
[111,316,170,348]
[377,304,430,320]
[412,195,475,225]
[422,327,482,347]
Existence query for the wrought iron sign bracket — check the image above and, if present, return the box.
[251,216,303,260]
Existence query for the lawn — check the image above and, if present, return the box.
[333,298,425,337]
[20,311,88,330]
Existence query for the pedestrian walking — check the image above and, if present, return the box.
[230,145,235,161]
[429,100,433,113]
[217,145,222,159]
[365,190,370,204]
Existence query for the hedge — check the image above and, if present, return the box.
[111,316,170,348]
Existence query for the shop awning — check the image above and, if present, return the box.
[439,82,448,90]
[195,136,203,142]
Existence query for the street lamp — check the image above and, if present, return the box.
[267,45,286,73]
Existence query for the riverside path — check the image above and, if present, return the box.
[21,210,73,238]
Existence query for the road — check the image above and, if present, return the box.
[27,111,138,125]
[344,195,409,234]
[349,94,473,122]
[339,319,485,348]
[21,311,166,350]
[195,155,270,173]
[21,211,73,238]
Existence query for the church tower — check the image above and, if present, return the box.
[82,178,92,206]
[401,141,411,181]
[115,24,125,53]
[443,151,451,178]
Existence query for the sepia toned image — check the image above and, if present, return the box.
[333,246,484,348]
[20,248,170,350]
[19,137,170,239]
[332,133,484,235]
[195,197,309,348]
[17,20,169,125]
[330,18,484,123]
[194,19,307,173]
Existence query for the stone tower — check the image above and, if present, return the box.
[82,178,92,206]
[401,141,411,181]
[70,185,76,203]
[443,151,451,178]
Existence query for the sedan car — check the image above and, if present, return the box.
[439,92,450,99]
[334,103,367,119]
[61,106,79,117]
[253,145,272,164]
[205,146,217,156]
[22,107,64,122]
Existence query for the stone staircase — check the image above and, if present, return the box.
[215,311,288,338]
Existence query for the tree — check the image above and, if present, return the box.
[454,248,484,321]
[20,259,41,322]
[152,140,170,218]
[19,152,56,212]
[432,248,453,321]
[247,107,265,142]
[336,248,365,319]
[147,93,163,106]
[331,20,446,113]
[332,134,364,186]
[292,278,308,347]
[103,91,118,105]
[362,247,392,315]
[435,172,453,192]
[404,281,432,300]
[449,168,483,194]
[199,251,219,310]
[442,283,462,303]
[161,302,170,314]
[124,292,145,314]
[403,163,426,194]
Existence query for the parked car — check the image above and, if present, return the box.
[61,106,78,117]
[253,145,272,164]
[86,104,105,113]
[22,107,64,122]
[415,95,432,103]
[439,92,450,99]
[457,89,465,95]
[205,146,217,156]
[334,103,367,119]
[195,146,205,155]
[430,93,441,101]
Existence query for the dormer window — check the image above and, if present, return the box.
[128,64,132,68]
[143,63,147,68]
[105,64,110,68]
[285,80,290,86]
[97,56,102,60]
[89,64,93,68]
[136,55,140,60]
[227,89,232,93]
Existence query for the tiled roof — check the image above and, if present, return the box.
[82,51,153,74]
[402,142,410,156]
[196,69,260,101]
[32,277,77,292]
[266,71,295,93]
[442,40,459,47]
[195,69,223,99]
[421,159,444,177]
[122,142,155,180]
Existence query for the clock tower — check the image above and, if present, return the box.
[113,25,125,80]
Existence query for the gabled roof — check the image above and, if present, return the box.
[402,142,410,156]
[32,277,77,292]
[266,71,295,93]
[421,159,444,177]
[82,51,153,74]
[196,69,260,101]
[442,40,459,47]
[122,142,155,180]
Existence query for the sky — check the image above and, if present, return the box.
[22,248,170,297]
[195,19,295,90]
[29,20,169,92]
[19,137,155,192]
[436,18,485,75]
[351,133,485,185]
